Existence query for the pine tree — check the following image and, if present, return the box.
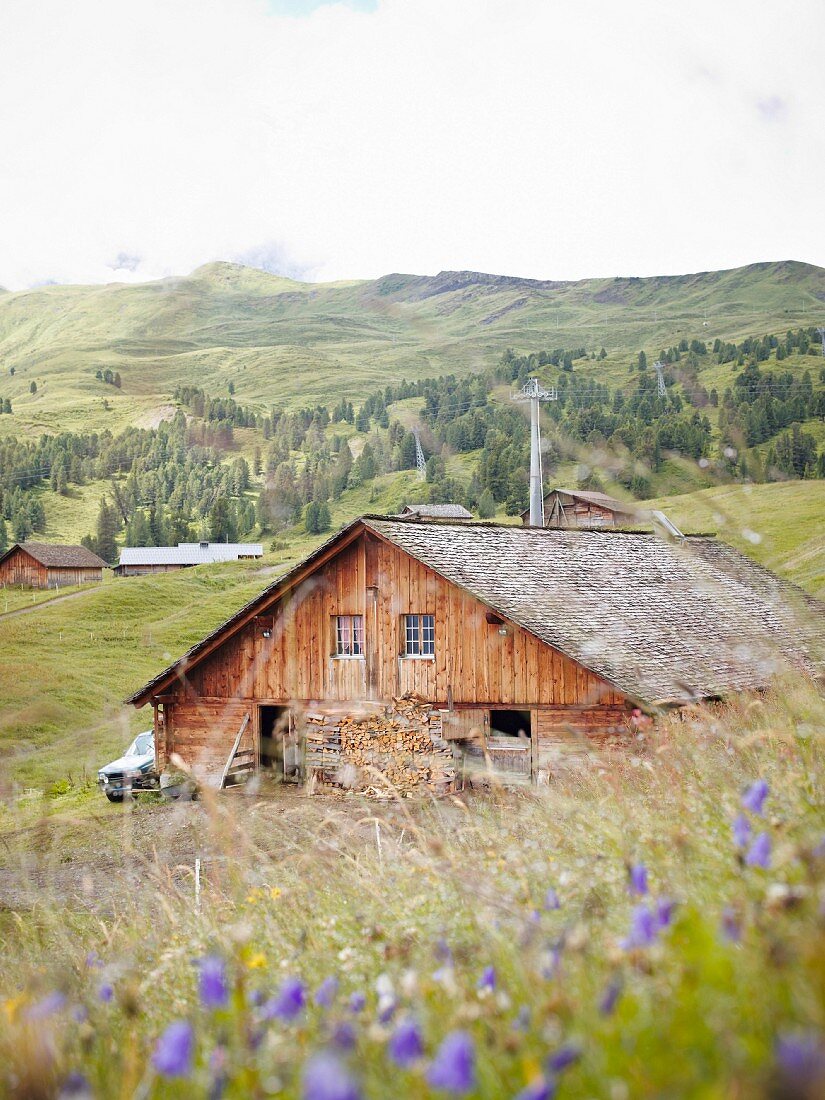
[30,381,37,394]
[477,488,496,519]
[95,497,120,563]
[0,516,7,552]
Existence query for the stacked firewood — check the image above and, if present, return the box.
[304,692,455,797]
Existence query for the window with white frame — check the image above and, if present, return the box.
[402,613,435,657]
[333,615,364,657]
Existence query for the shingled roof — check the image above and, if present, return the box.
[4,542,108,569]
[127,516,825,709]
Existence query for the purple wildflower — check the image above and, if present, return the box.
[198,956,229,1010]
[599,978,622,1016]
[302,1051,361,1100]
[745,831,772,869]
[26,991,67,1019]
[315,977,339,1009]
[84,952,103,969]
[98,983,114,1003]
[427,1031,475,1094]
[477,965,496,992]
[721,907,741,943]
[655,897,676,929]
[629,863,649,896]
[543,888,561,911]
[58,1073,92,1099]
[513,1005,531,1031]
[434,937,453,964]
[347,991,366,1014]
[732,815,751,850]
[152,1021,195,1078]
[546,1044,581,1073]
[620,904,658,950]
[264,977,306,1022]
[742,779,769,816]
[388,1018,424,1067]
[775,1031,825,1090]
[514,1079,556,1100]
[331,1021,357,1051]
[812,835,825,860]
[377,998,396,1025]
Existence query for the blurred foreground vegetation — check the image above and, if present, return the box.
[1,683,824,1097]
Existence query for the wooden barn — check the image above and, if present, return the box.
[522,489,639,528]
[127,515,825,793]
[115,542,264,577]
[0,542,108,589]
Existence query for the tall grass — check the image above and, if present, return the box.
[1,683,824,1097]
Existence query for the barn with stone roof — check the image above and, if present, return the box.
[0,542,108,589]
[127,515,825,792]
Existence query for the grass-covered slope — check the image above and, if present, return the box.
[645,480,825,599]
[2,259,824,436]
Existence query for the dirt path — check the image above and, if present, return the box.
[0,585,99,623]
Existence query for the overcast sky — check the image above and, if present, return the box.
[0,0,822,290]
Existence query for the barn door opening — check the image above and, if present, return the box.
[489,710,532,739]
[259,706,302,782]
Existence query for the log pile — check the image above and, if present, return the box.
[304,692,455,798]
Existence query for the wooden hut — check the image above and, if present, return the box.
[127,515,825,792]
[521,489,639,528]
[0,542,107,589]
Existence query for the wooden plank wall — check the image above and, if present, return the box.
[182,532,626,711]
[161,697,252,782]
[0,548,48,588]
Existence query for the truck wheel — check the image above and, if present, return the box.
[105,791,124,803]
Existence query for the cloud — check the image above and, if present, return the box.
[0,0,822,291]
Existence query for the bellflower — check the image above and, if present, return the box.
[543,888,561,911]
[315,977,339,1009]
[655,897,676,929]
[775,1031,825,1088]
[347,992,366,1014]
[427,1031,476,1094]
[546,1045,581,1074]
[98,983,114,1003]
[27,992,67,1019]
[388,1019,424,1067]
[264,977,306,1022]
[742,779,769,816]
[514,1078,556,1100]
[198,956,229,1010]
[331,1021,357,1051]
[599,978,622,1016]
[58,1073,93,1099]
[721,907,741,943]
[477,965,496,992]
[302,1051,361,1100]
[620,904,658,950]
[732,815,751,850]
[746,832,772,869]
[629,863,649,896]
[152,1021,195,1078]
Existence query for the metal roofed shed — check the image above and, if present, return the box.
[115,542,263,576]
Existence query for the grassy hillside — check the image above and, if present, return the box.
[645,481,825,598]
[1,259,824,437]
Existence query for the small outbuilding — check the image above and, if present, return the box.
[0,542,107,589]
[522,489,639,528]
[115,541,264,577]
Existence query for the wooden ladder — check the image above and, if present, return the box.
[220,713,253,789]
